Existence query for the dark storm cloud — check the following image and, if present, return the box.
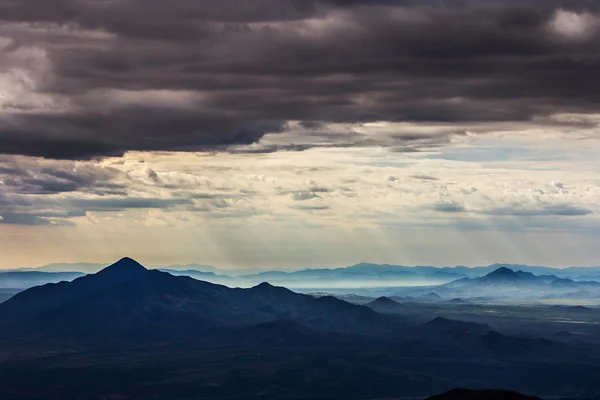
[1,0,600,158]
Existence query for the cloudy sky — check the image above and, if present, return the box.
[1,0,600,269]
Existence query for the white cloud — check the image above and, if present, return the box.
[549,9,600,40]
[85,211,100,225]
[0,46,66,113]
[550,113,600,126]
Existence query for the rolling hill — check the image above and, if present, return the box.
[365,296,406,313]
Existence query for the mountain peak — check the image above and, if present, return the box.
[96,257,147,278]
[254,281,275,289]
[484,267,517,279]
[485,267,538,281]
[250,282,289,294]
[488,267,515,276]
[368,296,403,307]
[420,292,442,299]
[365,296,405,313]
[373,296,396,304]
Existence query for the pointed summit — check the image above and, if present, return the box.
[254,281,275,289]
[251,282,292,295]
[488,267,515,276]
[369,296,400,306]
[366,296,405,313]
[96,257,147,279]
[375,296,394,302]
[483,267,537,282]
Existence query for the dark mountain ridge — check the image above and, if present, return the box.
[433,267,600,299]
[10,262,600,295]
[0,258,404,345]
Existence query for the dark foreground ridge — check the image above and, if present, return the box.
[426,388,541,400]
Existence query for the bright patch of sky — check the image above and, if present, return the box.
[2,129,600,270]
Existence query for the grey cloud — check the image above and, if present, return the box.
[298,121,328,130]
[68,198,192,212]
[0,213,75,226]
[430,201,593,217]
[292,205,331,211]
[412,175,439,181]
[307,186,330,193]
[1,1,600,158]
[290,192,322,201]
[0,158,128,195]
[485,205,593,217]
[0,157,200,224]
[432,204,467,213]
[0,193,195,226]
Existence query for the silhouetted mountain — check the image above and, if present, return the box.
[238,263,461,288]
[419,292,442,301]
[568,305,592,312]
[236,263,600,289]
[19,261,600,287]
[549,305,595,314]
[96,257,147,277]
[449,298,466,303]
[426,388,541,400]
[0,258,403,345]
[366,296,405,313]
[440,267,600,299]
[484,266,533,280]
